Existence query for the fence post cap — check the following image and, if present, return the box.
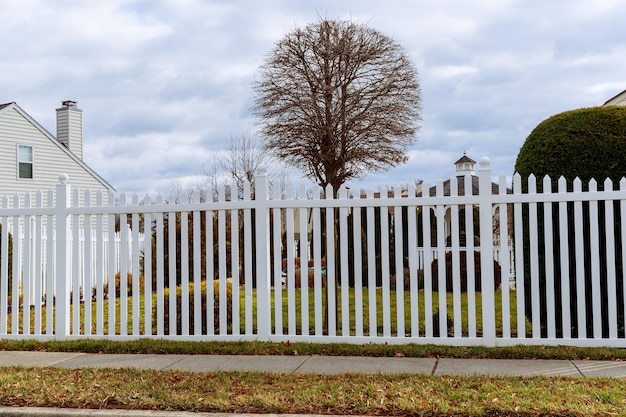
[58,173,69,184]
[478,157,491,169]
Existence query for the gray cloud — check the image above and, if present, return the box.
[1,0,625,195]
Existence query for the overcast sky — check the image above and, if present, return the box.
[2,0,625,195]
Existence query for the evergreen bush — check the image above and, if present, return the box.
[514,106,626,337]
[515,106,626,184]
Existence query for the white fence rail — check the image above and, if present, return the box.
[1,158,626,347]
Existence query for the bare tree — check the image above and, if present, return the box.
[164,180,196,203]
[253,18,422,194]
[199,157,221,201]
[220,132,268,193]
[200,132,273,200]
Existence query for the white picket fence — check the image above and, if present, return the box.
[1,157,626,347]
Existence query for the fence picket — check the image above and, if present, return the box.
[168,196,178,335]
[95,191,104,335]
[131,193,141,336]
[406,183,418,338]
[557,177,571,339]
[12,194,20,334]
[379,188,391,337]
[527,175,540,338]
[119,194,129,336]
[542,175,556,338]
[205,206,214,336]
[325,184,336,337]
[588,180,602,338]
[421,180,434,338]
[217,186,227,336]
[621,178,626,343]
[467,175,477,338]
[366,188,377,336]
[339,186,350,336]
[46,189,55,335]
[33,191,44,336]
[352,187,364,337]
[450,177,462,338]
[498,175,510,338]
[0,195,8,335]
[181,208,189,336]
[604,178,617,339]
[513,174,526,338]
[229,193,239,336]
[285,182,296,335]
[393,185,405,339]
[435,181,447,338]
[155,194,165,336]
[84,189,93,336]
[23,193,32,335]
[478,158,496,344]
[272,191,283,336]
[573,178,586,337]
[298,183,309,336]
[143,194,153,336]
[243,182,253,335]
[192,191,202,336]
[3,160,626,347]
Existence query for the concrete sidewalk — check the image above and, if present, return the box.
[1,350,626,378]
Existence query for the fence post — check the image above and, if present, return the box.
[254,168,271,339]
[55,174,71,339]
[478,157,497,346]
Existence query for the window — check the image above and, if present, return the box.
[18,145,33,179]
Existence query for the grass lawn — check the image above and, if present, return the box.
[271,286,529,337]
[0,366,624,415]
[8,285,530,339]
[1,288,626,417]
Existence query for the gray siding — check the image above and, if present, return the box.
[0,107,112,206]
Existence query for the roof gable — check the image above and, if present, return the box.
[0,102,115,192]
[420,176,507,197]
[454,154,476,165]
[603,89,626,106]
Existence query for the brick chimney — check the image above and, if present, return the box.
[56,100,83,160]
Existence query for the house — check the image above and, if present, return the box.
[0,101,114,203]
[422,152,503,197]
[416,152,512,248]
[603,89,626,106]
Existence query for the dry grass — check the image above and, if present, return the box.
[0,367,625,416]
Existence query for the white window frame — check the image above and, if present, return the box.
[17,144,33,179]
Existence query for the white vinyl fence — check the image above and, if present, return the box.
[1,157,626,347]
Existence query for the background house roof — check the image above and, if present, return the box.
[417,153,511,197]
[603,89,626,106]
[454,153,476,165]
[0,102,115,192]
[421,176,505,197]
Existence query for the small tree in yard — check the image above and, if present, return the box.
[202,132,269,199]
[253,18,422,194]
[253,18,421,332]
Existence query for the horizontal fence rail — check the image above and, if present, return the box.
[1,158,626,347]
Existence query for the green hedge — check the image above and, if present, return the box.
[514,106,626,338]
[515,106,626,185]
